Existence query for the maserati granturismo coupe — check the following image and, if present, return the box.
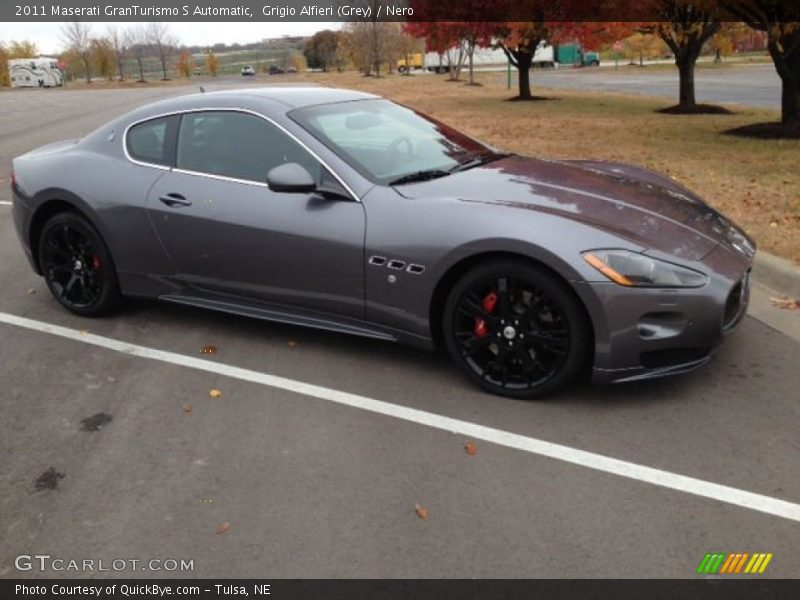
[11,87,755,398]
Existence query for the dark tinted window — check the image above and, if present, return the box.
[126,116,176,166]
[176,111,319,183]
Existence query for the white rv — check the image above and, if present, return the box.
[9,58,63,88]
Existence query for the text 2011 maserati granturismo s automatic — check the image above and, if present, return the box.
[11,87,755,398]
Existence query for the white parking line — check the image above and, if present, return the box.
[1,309,799,524]
[0,201,12,206]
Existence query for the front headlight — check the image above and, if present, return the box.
[582,249,707,288]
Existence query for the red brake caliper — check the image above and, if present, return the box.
[91,254,102,272]
[473,292,498,337]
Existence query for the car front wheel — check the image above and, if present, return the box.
[38,211,122,316]
[443,260,591,399]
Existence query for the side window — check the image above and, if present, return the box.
[126,115,177,167]
[176,111,320,183]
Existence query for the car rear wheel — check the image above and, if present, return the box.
[38,212,122,316]
[443,260,591,399]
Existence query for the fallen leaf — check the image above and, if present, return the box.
[209,389,222,398]
[414,503,428,519]
[27,288,36,295]
[216,521,230,535]
[287,340,299,347]
[770,297,800,310]
[79,329,89,336]
[200,345,217,354]
[183,403,193,414]
[464,441,478,456]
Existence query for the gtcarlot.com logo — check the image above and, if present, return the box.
[697,552,773,574]
[15,554,194,572]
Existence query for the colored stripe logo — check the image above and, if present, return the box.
[697,552,773,574]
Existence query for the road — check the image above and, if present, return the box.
[469,63,782,110]
[0,84,798,579]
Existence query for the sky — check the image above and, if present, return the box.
[1,22,338,55]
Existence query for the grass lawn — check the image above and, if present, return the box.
[306,70,800,265]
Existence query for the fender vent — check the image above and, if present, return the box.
[387,260,406,270]
[406,264,425,275]
[368,256,387,266]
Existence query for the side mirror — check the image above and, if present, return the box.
[266,163,316,194]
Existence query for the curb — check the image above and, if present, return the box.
[752,252,800,298]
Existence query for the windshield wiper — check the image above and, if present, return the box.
[449,152,512,173]
[388,169,451,186]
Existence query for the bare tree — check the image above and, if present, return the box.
[128,25,148,82]
[148,22,178,80]
[61,21,92,83]
[107,25,126,81]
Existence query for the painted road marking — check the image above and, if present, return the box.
[0,201,12,206]
[1,310,799,524]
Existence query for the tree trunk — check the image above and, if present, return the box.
[83,57,91,83]
[137,58,145,82]
[117,58,124,81]
[517,54,532,99]
[677,56,697,111]
[161,57,168,80]
[769,36,800,134]
[781,75,800,132]
[468,44,475,84]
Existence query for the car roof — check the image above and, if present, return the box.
[83,86,382,147]
[203,86,378,109]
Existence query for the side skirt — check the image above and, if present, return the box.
[158,293,434,350]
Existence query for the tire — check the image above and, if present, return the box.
[38,211,122,317]
[398,65,408,74]
[443,259,591,399]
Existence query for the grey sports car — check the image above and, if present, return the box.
[11,87,755,398]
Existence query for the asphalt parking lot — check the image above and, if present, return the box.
[502,63,782,109]
[1,83,799,579]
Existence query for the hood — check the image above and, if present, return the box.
[397,155,733,261]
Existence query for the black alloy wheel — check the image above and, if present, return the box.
[443,260,591,399]
[39,212,122,316]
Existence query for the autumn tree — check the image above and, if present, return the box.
[623,31,668,66]
[177,50,193,78]
[723,0,800,134]
[148,22,178,80]
[639,1,722,112]
[91,38,115,80]
[0,44,9,86]
[205,51,219,76]
[304,29,339,72]
[7,40,39,57]
[61,21,93,82]
[406,3,497,84]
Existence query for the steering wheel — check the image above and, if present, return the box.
[385,136,415,163]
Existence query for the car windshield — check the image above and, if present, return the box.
[290,99,498,186]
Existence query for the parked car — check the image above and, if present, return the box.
[268,65,284,75]
[287,66,298,73]
[240,65,255,76]
[9,88,755,398]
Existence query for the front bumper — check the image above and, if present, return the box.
[11,185,38,273]
[576,243,753,385]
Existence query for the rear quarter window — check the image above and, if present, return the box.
[126,115,178,167]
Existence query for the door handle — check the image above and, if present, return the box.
[159,193,192,208]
